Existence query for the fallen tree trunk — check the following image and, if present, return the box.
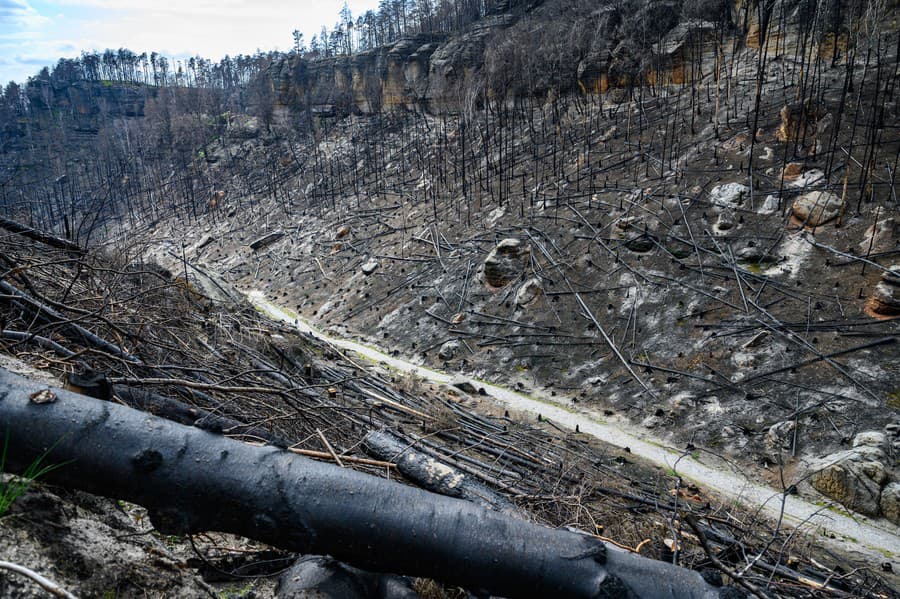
[363,429,517,514]
[0,217,85,254]
[0,281,141,364]
[0,367,731,599]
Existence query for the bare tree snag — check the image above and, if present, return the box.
[0,367,733,599]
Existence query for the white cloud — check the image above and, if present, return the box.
[0,0,49,28]
[1,0,381,83]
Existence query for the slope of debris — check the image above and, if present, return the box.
[137,0,900,534]
[0,219,895,594]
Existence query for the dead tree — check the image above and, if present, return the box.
[0,367,734,599]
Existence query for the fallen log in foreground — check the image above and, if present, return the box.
[0,367,733,599]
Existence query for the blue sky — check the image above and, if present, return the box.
[0,0,380,84]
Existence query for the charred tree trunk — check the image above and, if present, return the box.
[0,368,731,599]
[0,217,85,254]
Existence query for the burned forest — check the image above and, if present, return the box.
[1,0,899,597]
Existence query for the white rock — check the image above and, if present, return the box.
[514,277,542,307]
[759,194,780,215]
[881,482,900,525]
[853,431,887,451]
[361,260,380,275]
[788,169,825,188]
[792,191,842,226]
[709,183,749,207]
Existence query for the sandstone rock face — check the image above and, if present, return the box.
[809,454,883,517]
[24,78,148,133]
[483,239,529,289]
[792,191,842,226]
[809,433,895,518]
[885,421,900,466]
[881,482,900,525]
[268,35,445,117]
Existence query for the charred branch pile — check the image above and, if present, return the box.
[0,367,730,599]
[0,225,895,597]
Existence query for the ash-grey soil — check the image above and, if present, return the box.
[143,25,900,506]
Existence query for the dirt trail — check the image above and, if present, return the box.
[247,290,900,569]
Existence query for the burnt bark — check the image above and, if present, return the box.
[363,429,516,513]
[0,217,85,254]
[0,367,731,599]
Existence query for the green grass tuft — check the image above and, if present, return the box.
[0,433,68,517]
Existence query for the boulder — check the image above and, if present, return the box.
[765,421,795,458]
[788,169,825,189]
[448,376,484,396]
[881,483,900,525]
[759,194,780,215]
[882,264,900,286]
[438,340,461,361]
[613,216,658,252]
[193,234,215,252]
[515,278,543,308]
[714,209,735,233]
[780,162,805,180]
[867,282,900,316]
[809,449,885,517]
[483,239,529,288]
[776,100,827,143]
[792,191,842,227]
[708,183,748,208]
[361,260,380,276]
[860,219,898,254]
[853,431,887,452]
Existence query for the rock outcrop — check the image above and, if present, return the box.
[881,482,900,525]
[809,432,894,518]
[483,239,530,289]
[792,191,842,227]
[867,265,900,317]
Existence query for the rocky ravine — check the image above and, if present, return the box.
[142,35,899,541]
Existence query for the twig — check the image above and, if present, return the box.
[108,377,290,395]
[0,560,79,599]
[316,428,344,467]
[682,515,765,598]
[287,447,396,469]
